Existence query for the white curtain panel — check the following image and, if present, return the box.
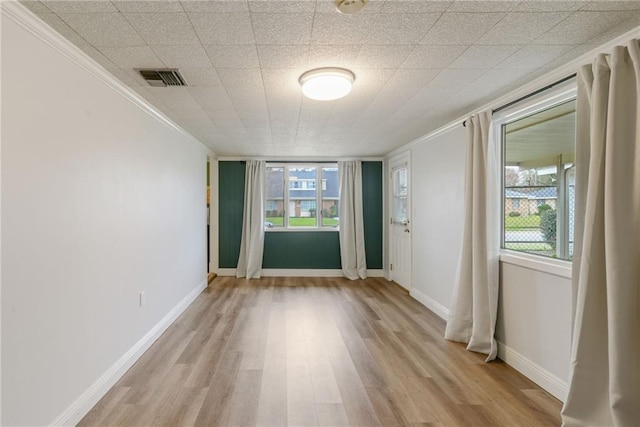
[338,161,367,280]
[444,110,500,362]
[236,160,266,279]
[562,40,640,426]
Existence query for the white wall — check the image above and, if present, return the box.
[410,125,466,317]
[2,11,208,426]
[406,124,572,401]
[497,262,571,400]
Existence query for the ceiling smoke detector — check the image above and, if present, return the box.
[334,0,366,14]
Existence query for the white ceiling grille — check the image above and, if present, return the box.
[136,69,187,87]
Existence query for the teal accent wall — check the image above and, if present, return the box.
[218,161,245,268]
[362,161,383,269]
[263,232,341,268]
[218,161,383,269]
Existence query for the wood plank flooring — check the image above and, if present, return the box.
[79,277,562,426]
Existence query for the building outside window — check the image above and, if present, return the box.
[265,164,339,230]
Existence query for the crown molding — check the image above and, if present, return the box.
[1,0,216,158]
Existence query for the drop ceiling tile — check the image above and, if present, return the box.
[19,1,51,14]
[366,13,441,45]
[311,13,376,45]
[124,13,199,45]
[181,0,249,12]
[99,46,165,68]
[307,45,362,69]
[121,68,150,86]
[179,67,222,87]
[401,45,468,68]
[35,13,87,45]
[356,45,416,68]
[257,45,309,68]
[147,87,202,110]
[230,94,269,112]
[420,12,506,45]
[188,13,255,44]
[534,11,633,45]
[43,1,117,13]
[206,109,240,121]
[536,43,599,72]
[248,0,316,13]
[76,43,119,69]
[204,44,259,68]
[251,13,314,45]
[191,87,236,110]
[113,1,183,12]
[58,13,145,46]
[586,14,640,45]
[217,68,265,93]
[380,0,452,13]
[427,68,487,88]
[448,45,521,69]
[107,68,144,87]
[477,12,572,45]
[496,45,575,69]
[447,0,519,12]
[314,0,384,13]
[581,1,640,10]
[152,45,212,67]
[514,1,585,12]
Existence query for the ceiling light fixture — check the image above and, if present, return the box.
[299,67,355,101]
[334,0,367,14]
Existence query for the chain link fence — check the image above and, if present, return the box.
[504,185,558,257]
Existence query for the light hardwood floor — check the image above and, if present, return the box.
[79,276,562,426]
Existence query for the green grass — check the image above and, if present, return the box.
[266,217,338,227]
[505,214,541,230]
[504,242,553,252]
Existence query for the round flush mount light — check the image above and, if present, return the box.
[335,0,367,14]
[299,67,355,101]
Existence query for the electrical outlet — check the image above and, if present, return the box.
[139,291,145,307]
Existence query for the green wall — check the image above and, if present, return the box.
[218,161,383,269]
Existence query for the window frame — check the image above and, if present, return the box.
[265,162,339,232]
[493,80,577,271]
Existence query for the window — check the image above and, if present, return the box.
[501,98,576,260]
[392,166,408,224]
[265,164,338,230]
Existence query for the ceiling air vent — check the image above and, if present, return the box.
[136,69,187,87]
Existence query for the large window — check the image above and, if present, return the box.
[502,99,576,260]
[265,164,339,230]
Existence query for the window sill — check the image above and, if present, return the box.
[499,249,572,279]
[265,228,339,233]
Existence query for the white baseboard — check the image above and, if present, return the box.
[410,288,450,320]
[50,279,207,426]
[215,268,385,278]
[497,341,568,402]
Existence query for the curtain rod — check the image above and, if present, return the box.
[462,73,577,127]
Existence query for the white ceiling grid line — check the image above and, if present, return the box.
[20,0,640,156]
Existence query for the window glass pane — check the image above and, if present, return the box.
[321,167,339,228]
[393,167,408,223]
[289,167,317,227]
[503,99,576,259]
[265,166,284,228]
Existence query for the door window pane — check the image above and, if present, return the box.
[393,167,408,223]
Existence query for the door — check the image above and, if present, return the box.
[390,158,411,290]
